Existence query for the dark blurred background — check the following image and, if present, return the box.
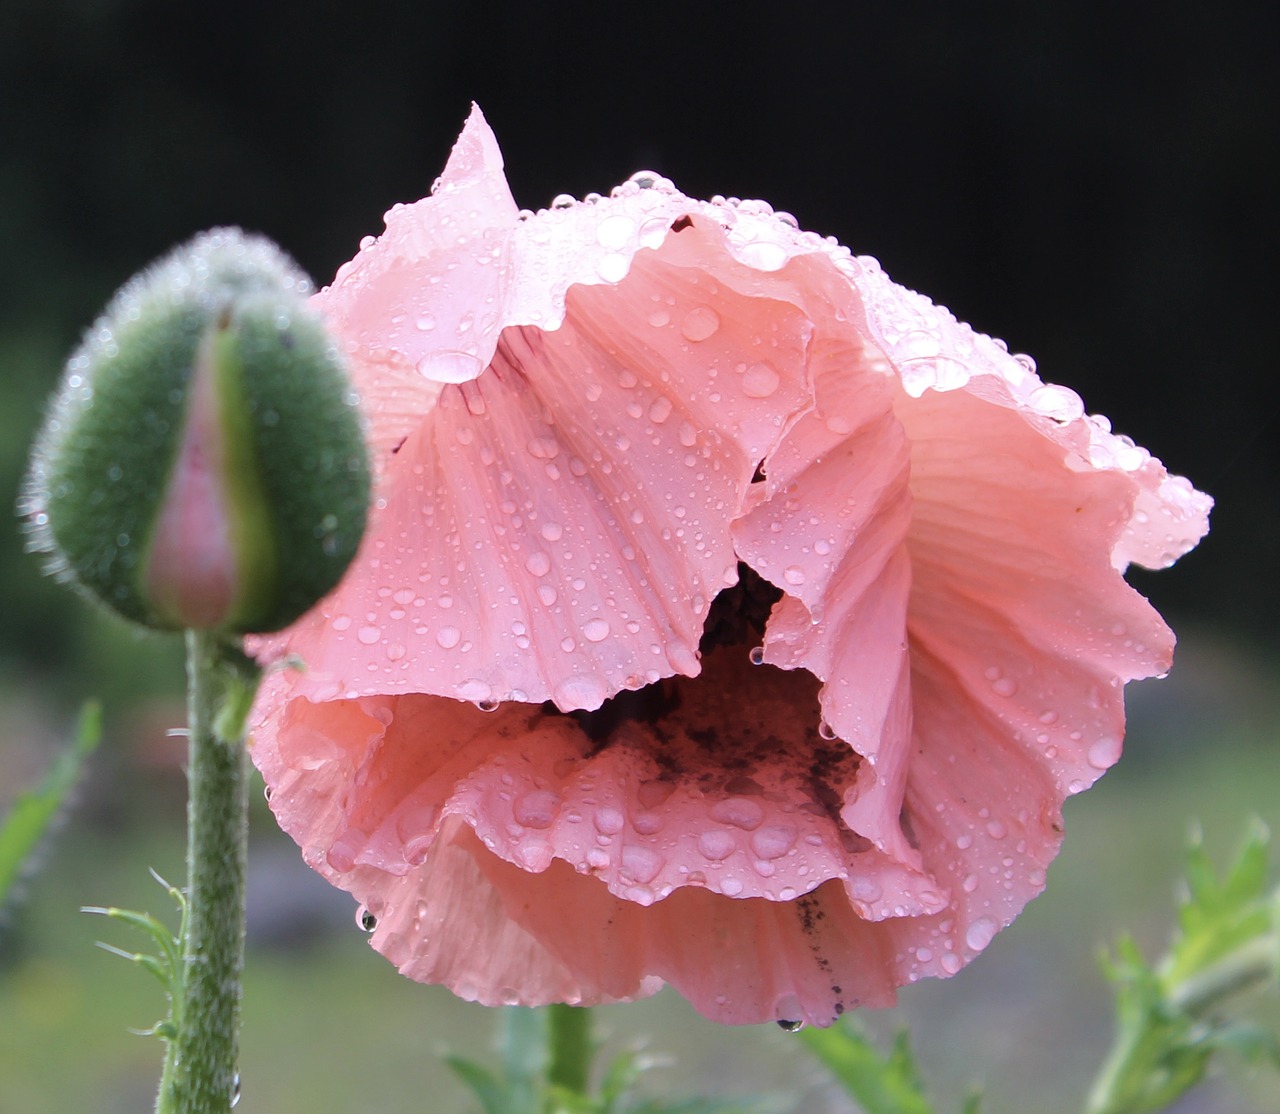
[1,2,1277,1111]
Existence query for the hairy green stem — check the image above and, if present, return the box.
[156,632,258,1114]
[546,1004,593,1098]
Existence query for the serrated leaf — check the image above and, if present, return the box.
[1086,821,1279,1114]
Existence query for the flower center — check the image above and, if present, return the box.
[538,567,863,840]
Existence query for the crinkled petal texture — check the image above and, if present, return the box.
[249,106,1211,1026]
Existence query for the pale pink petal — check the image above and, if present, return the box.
[317,104,518,388]
[249,109,1212,1027]
[264,224,820,712]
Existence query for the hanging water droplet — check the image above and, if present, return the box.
[817,719,837,741]
[357,906,377,932]
[776,1019,805,1032]
[475,697,500,713]
[230,1073,241,1108]
[748,646,765,665]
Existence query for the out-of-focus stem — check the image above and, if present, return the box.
[546,1004,593,1098]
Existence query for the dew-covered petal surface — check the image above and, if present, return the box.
[249,107,1212,1027]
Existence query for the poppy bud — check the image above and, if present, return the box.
[22,228,370,633]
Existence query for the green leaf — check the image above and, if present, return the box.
[0,702,101,913]
[1086,821,1279,1114]
[447,1055,514,1114]
[798,1018,935,1114]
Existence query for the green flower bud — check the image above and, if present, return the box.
[22,228,370,633]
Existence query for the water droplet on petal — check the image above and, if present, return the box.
[1087,735,1122,769]
[711,797,764,831]
[357,625,381,645]
[357,906,377,932]
[739,240,788,271]
[741,362,781,398]
[648,395,673,423]
[680,305,721,341]
[514,789,559,829]
[583,618,610,642]
[965,916,998,952]
[748,646,765,665]
[697,829,736,861]
[417,350,483,383]
[593,806,625,835]
[436,626,461,649]
[525,551,552,576]
[777,1019,805,1032]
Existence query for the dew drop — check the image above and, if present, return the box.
[965,916,998,952]
[817,719,837,741]
[540,521,563,542]
[991,676,1018,697]
[514,789,559,829]
[648,396,673,423]
[417,350,483,383]
[697,829,736,861]
[476,698,500,713]
[711,797,765,831]
[230,1073,241,1108]
[1087,735,1122,770]
[357,625,381,645]
[777,1019,805,1033]
[436,626,461,649]
[741,363,781,398]
[782,565,806,586]
[739,240,788,271]
[583,618,611,642]
[357,906,377,933]
[751,825,797,860]
[593,806,625,835]
[748,646,765,665]
[525,551,552,576]
[680,305,721,342]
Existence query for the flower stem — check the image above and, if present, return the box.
[156,631,259,1113]
[546,1004,593,1098]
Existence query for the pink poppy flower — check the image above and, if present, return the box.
[248,106,1210,1026]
